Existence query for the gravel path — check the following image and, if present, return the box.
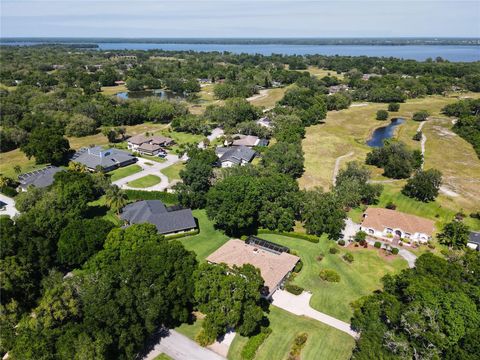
[143,330,225,360]
[417,121,427,169]
[332,151,354,185]
[272,290,359,339]
[113,155,180,191]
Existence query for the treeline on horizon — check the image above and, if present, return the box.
[2,37,480,46]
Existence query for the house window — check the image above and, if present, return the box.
[386,228,393,234]
[368,229,374,234]
[404,233,411,238]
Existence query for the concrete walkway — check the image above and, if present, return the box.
[416,121,427,170]
[0,194,19,218]
[332,151,354,186]
[143,330,225,360]
[113,155,180,191]
[272,290,359,339]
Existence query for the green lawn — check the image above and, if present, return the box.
[228,307,355,360]
[175,317,204,340]
[152,354,173,360]
[127,175,161,188]
[161,162,185,182]
[109,164,143,182]
[258,234,407,322]
[178,209,229,262]
[87,196,122,226]
[139,154,166,163]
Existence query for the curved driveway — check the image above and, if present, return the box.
[113,155,180,191]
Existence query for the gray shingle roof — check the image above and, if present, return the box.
[71,146,136,171]
[120,200,196,235]
[469,232,480,246]
[215,146,256,165]
[18,166,63,190]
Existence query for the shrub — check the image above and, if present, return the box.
[293,260,303,273]
[164,229,199,240]
[388,103,400,112]
[319,269,341,282]
[0,186,18,197]
[285,284,304,295]
[125,190,178,204]
[385,202,397,210]
[317,253,325,261]
[338,239,346,246]
[470,212,480,220]
[354,231,367,242]
[374,241,382,248]
[386,233,393,239]
[403,238,411,244]
[359,239,366,246]
[329,247,339,254]
[391,247,399,255]
[196,328,215,347]
[413,131,423,141]
[288,333,308,360]
[376,110,389,120]
[412,110,430,121]
[343,252,354,263]
[241,327,272,360]
[240,235,249,241]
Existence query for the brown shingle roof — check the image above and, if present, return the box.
[232,135,259,147]
[361,208,435,235]
[128,134,150,145]
[206,239,299,292]
[137,143,162,152]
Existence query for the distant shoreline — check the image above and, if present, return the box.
[1,37,479,46]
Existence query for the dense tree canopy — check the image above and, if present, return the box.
[438,221,470,249]
[402,168,442,202]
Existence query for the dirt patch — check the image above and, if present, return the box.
[432,125,456,137]
[346,244,398,262]
[440,185,459,197]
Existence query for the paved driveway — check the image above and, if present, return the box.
[113,155,180,191]
[0,194,19,218]
[143,330,225,360]
[272,290,359,339]
[198,127,224,148]
[342,218,360,241]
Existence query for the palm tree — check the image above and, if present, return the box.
[13,165,22,177]
[105,185,128,215]
[68,161,88,173]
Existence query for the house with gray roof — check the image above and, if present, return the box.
[71,146,137,172]
[215,146,256,168]
[120,200,197,235]
[17,166,64,191]
[467,232,480,251]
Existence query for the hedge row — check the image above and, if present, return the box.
[257,229,319,243]
[164,229,199,240]
[285,284,304,295]
[125,190,178,204]
[241,327,272,360]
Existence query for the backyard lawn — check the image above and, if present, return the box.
[127,174,161,188]
[228,307,355,360]
[178,209,229,262]
[161,162,185,182]
[109,164,142,182]
[258,234,408,322]
[152,354,172,360]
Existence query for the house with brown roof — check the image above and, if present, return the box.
[127,134,174,155]
[206,238,300,298]
[360,208,435,243]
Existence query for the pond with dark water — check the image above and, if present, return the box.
[116,89,185,100]
[367,118,405,147]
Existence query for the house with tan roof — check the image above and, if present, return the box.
[127,134,174,156]
[360,207,435,243]
[206,237,300,298]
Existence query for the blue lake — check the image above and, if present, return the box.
[367,118,405,147]
[2,42,479,62]
[116,89,182,100]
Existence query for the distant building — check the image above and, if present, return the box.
[120,200,197,236]
[231,135,269,147]
[362,73,381,81]
[127,134,174,156]
[51,64,65,70]
[114,80,126,86]
[328,84,349,95]
[360,208,435,243]
[215,146,256,168]
[17,166,63,191]
[256,117,273,129]
[467,232,480,251]
[206,238,300,298]
[71,146,137,172]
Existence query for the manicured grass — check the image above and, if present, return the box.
[248,87,289,109]
[0,148,44,178]
[258,234,407,322]
[152,354,173,360]
[127,175,161,188]
[302,66,345,80]
[161,162,184,182]
[109,164,143,182]
[139,154,166,163]
[175,317,204,341]
[87,196,122,226]
[228,307,355,360]
[157,129,204,146]
[178,209,229,262]
[299,94,480,215]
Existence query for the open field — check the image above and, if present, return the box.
[297,66,345,80]
[228,306,355,360]
[100,84,127,96]
[178,209,229,262]
[259,234,407,322]
[127,174,161,188]
[248,87,289,109]
[109,164,142,182]
[299,94,480,216]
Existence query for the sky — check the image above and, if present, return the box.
[1,0,479,38]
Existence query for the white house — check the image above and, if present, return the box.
[360,208,435,243]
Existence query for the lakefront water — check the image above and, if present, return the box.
[2,42,479,62]
[367,118,405,147]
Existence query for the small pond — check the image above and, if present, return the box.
[367,118,405,147]
[116,89,185,100]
